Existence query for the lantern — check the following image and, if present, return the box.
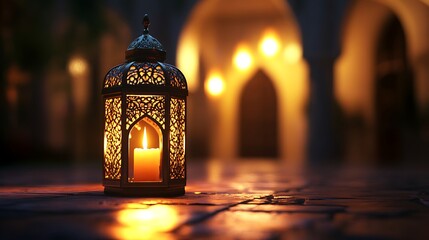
[102,15,187,196]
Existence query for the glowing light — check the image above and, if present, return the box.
[69,56,90,115]
[177,35,199,92]
[259,30,280,57]
[233,44,252,70]
[68,57,88,77]
[205,72,225,97]
[104,132,107,154]
[207,159,222,183]
[114,205,179,240]
[284,43,302,63]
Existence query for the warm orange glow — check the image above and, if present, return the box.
[420,0,429,7]
[68,57,88,77]
[205,72,225,97]
[6,65,30,107]
[69,56,90,116]
[104,132,107,154]
[233,44,252,70]
[113,204,179,239]
[178,0,309,163]
[284,43,302,63]
[207,159,222,183]
[177,33,199,92]
[260,30,280,57]
[143,127,148,149]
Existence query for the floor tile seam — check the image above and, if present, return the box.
[171,194,272,233]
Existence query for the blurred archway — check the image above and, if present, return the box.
[375,15,417,164]
[177,0,308,164]
[239,70,278,158]
[336,0,429,164]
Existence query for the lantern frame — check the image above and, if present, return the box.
[102,15,188,196]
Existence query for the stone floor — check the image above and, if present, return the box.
[0,160,428,240]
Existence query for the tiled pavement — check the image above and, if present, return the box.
[0,160,428,239]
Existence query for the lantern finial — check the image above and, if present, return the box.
[142,14,150,34]
[126,14,165,62]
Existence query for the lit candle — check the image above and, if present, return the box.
[134,127,161,181]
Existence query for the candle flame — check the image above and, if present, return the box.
[143,127,148,149]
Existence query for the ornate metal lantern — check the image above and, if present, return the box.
[102,15,187,196]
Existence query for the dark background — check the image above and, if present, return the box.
[1,0,428,167]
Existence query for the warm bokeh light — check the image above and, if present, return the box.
[259,30,280,57]
[207,159,222,183]
[177,34,199,92]
[68,57,88,77]
[113,204,179,240]
[6,65,29,107]
[69,56,90,116]
[233,44,253,70]
[205,72,225,97]
[176,0,310,163]
[284,43,302,63]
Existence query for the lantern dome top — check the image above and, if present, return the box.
[126,14,166,62]
[103,14,188,95]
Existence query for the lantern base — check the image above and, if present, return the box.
[104,186,185,197]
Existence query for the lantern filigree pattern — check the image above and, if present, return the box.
[126,95,166,130]
[128,34,164,50]
[104,65,123,88]
[102,15,187,196]
[104,97,122,179]
[127,63,165,85]
[169,98,186,179]
[165,64,187,90]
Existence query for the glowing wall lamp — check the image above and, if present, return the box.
[233,44,252,71]
[205,71,225,97]
[260,29,280,57]
[102,15,188,196]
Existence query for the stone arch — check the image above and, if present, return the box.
[336,0,428,164]
[375,14,417,164]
